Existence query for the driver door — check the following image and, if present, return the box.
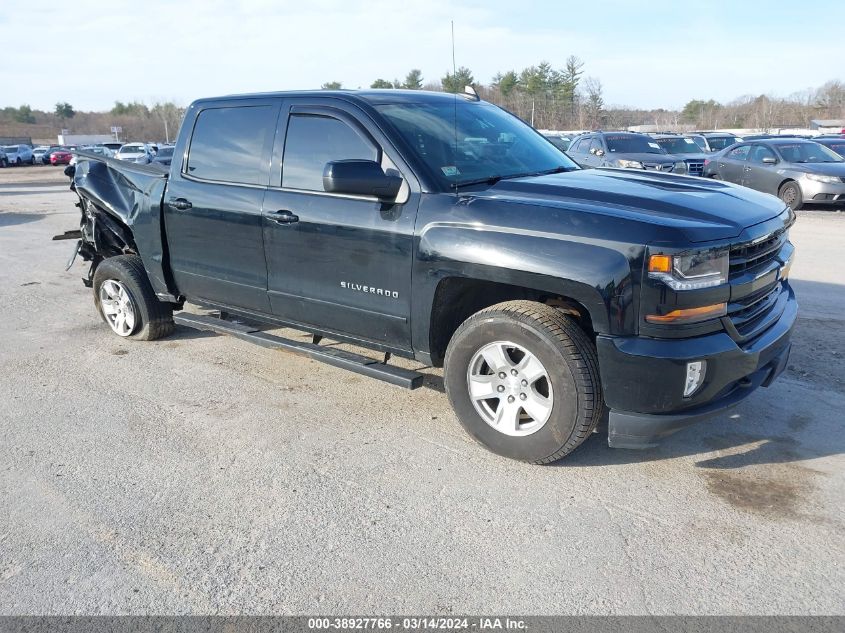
[261,101,420,351]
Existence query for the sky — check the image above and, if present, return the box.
[2,1,843,112]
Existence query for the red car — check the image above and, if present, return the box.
[50,150,73,165]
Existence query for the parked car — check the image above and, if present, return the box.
[32,145,53,165]
[542,134,571,152]
[115,143,153,164]
[2,144,35,165]
[41,146,68,165]
[61,89,796,463]
[50,149,73,165]
[699,132,744,152]
[568,131,686,173]
[69,145,112,166]
[814,136,845,158]
[652,134,709,176]
[152,145,175,166]
[102,142,123,153]
[704,138,845,208]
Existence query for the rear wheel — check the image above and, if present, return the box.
[779,181,804,210]
[444,301,603,463]
[93,255,174,341]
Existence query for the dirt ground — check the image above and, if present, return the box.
[1,165,843,615]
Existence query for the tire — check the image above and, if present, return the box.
[15,158,21,166]
[444,300,603,463]
[779,181,804,210]
[92,255,174,341]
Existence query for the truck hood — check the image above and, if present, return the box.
[467,168,787,243]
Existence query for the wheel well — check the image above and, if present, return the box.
[428,277,595,367]
[778,178,797,193]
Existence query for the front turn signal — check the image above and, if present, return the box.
[646,302,727,325]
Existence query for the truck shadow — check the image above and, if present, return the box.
[0,212,46,227]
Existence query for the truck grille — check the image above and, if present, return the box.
[728,227,787,279]
[643,162,673,172]
[725,227,790,343]
[727,283,784,341]
[685,160,704,177]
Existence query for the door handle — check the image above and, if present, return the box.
[168,197,192,211]
[743,166,752,171]
[268,210,299,224]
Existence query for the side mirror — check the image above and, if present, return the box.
[762,156,777,165]
[595,149,605,157]
[323,160,402,201]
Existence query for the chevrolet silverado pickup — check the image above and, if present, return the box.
[61,90,797,463]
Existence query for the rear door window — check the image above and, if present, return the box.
[187,105,276,185]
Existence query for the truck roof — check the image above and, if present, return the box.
[190,89,475,108]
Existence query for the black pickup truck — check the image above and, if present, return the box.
[63,89,797,463]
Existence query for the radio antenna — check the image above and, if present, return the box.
[451,20,458,195]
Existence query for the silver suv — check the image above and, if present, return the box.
[2,144,34,166]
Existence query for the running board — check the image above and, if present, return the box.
[174,312,424,390]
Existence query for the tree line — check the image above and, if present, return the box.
[2,69,843,142]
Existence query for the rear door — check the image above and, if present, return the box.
[164,99,280,312]
[261,100,420,351]
[717,144,751,184]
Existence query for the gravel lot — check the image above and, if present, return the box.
[1,165,843,615]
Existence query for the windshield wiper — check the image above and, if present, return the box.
[452,175,505,189]
[534,166,575,176]
[452,166,574,189]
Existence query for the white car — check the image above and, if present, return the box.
[32,146,52,165]
[115,143,153,164]
[2,144,34,165]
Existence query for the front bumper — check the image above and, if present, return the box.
[801,178,845,203]
[596,288,797,449]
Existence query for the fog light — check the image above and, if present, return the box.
[684,361,706,398]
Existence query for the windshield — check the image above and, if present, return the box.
[376,100,578,188]
[707,136,741,151]
[777,142,843,163]
[3,146,18,152]
[655,137,699,154]
[119,145,143,153]
[605,135,664,154]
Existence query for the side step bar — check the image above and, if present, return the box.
[174,312,424,390]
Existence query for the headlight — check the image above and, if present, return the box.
[614,159,644,169]
[805,173,840,184]
[674,161,687,174]
[648,248,729,290]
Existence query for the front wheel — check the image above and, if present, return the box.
[779,181,804,210]
[444,301,603,463]
[93,255,174,341]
